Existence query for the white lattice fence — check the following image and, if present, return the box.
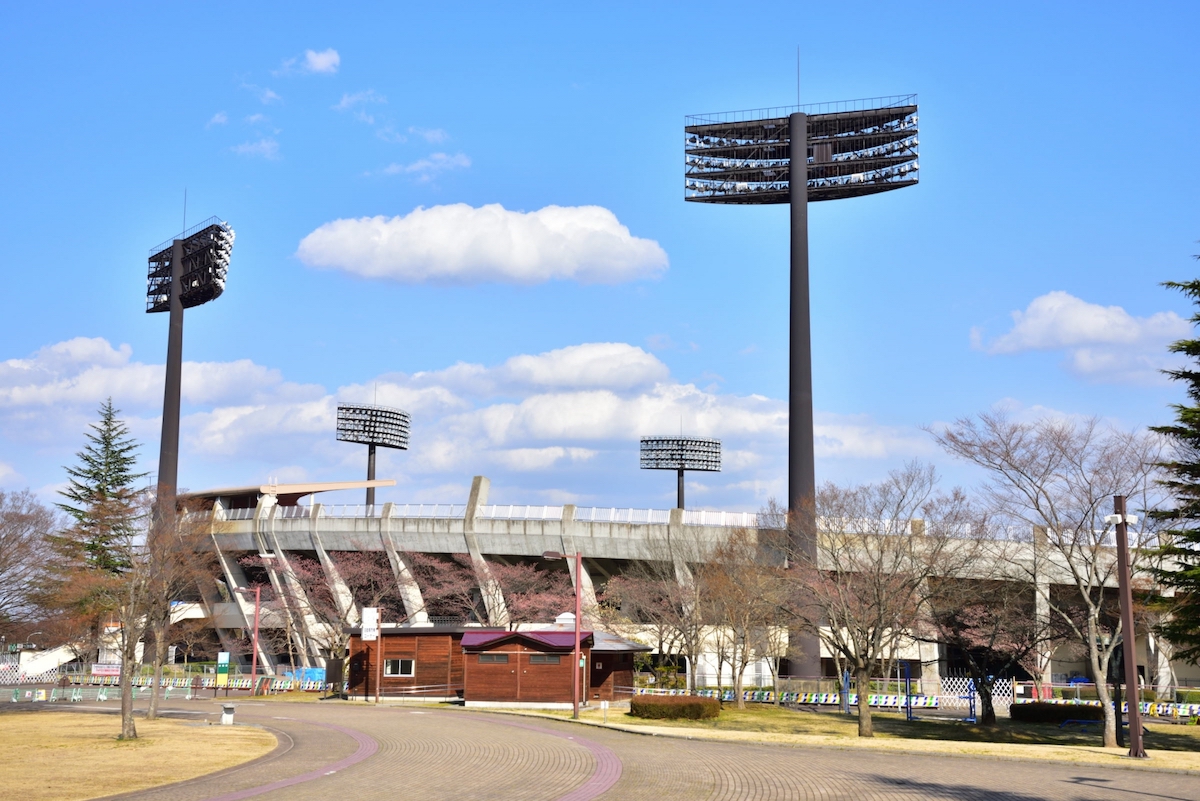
[939,676,1012,710]
[0,663,60,685]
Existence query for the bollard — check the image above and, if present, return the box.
[220,704,236,725]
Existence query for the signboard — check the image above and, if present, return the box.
[361,607,379,642]
[216,651,230,687]
[92,664,121,677]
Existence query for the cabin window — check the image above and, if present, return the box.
[479,653,509,663]
[384,659,414,677]
[594,661,603,670]
[529,654,561,665]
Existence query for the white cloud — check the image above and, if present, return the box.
[244,113,268,125]
[408,126,448,143]
[333,90,385,111]
[241,83,282,104]
[1,336,937,508]
[296,203,669,286]
[382,152,470,180]
[276,48,341,76]
[232,138,281,160]
[207,111,228,127]
[376,126,407,144]
[303,48,340,74]
[975,291,1189,383]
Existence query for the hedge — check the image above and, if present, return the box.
[630,695,721,720]
[1011,702,1104,725]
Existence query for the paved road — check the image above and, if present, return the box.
[42,700,1199,800]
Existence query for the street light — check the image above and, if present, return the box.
[1105,497,1147,759]
[542,550,582,720]
[639,436,721,509]
[232,585,262,695]
[336,403,411,507]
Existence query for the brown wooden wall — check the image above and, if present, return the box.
[589,651,637,700]
[463,642,591,703]
[348,633,465,696]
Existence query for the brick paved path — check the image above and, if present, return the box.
[58,700,1197,801]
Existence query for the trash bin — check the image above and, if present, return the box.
[220,703,236,725]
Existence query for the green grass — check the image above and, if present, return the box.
[562,703,1200,751]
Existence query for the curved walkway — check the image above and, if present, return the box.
[53,700,1198,801]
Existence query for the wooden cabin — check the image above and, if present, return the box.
[347,625,503,700]
[589,630,651,701]
[462,630,593,707]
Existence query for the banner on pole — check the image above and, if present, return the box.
[216,651,230,687]
[361,607,379,642]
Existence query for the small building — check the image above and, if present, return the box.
[589,631,650,702]
[347,625,504,700]
[462,630,593,708]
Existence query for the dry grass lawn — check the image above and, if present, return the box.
[0,711,276,801]
[511,703,1200,772]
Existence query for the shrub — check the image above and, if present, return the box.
[630,694,720,720]
[1010,702,1104,725]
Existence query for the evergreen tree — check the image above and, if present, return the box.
[56,398,147,573]
[1150,263,1200,662]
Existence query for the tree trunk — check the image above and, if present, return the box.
[119,633,138,740]
[855,664,874,737]
[1087,639,1118,748]
[146,615,169,720]
[733,658,746,709]
[974,673,997,726]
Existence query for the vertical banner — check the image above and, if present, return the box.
[361,607,379,641]
[216,651,230,687]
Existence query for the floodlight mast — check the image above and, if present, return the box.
[684,99,918,514]
[639,436,721,509]
[685,96,919,676]
[146,218,235,517]
[336,403,411,506]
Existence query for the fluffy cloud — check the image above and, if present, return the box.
[231,138,280,160]
[974,291,1189,383]
[409,127,448,143]
[382,152,470,180]
[206,111,228,127]
[303,48,340,74]
[277,48,340,75]
[333,90,385,112]
[296,204,669,285]
[1,336,933,510]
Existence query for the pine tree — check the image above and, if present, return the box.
[56,398,147,573]
[1150,263,1200,662]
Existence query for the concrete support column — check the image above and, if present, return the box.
[560,504,597,609]
[379,502,430,625]
[1033,577,1054,692]
[464,476,509,626]
[256,500,319,666]
[211,534,275,675]
[1147,632,1175,697]
[309,504,358,626]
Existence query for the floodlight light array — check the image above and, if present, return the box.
[146,218,235,312]
[640,437,721,472]
[336,403,411,450]
[684,98,918,204]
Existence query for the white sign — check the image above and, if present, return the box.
[362,607,379,642]
[92,663,121,677]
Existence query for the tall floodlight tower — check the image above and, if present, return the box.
[336,403,411,507]
[684,96,919,522]
[640,436,721,510]
[147,217,235,516]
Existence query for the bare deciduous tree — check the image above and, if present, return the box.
[932,411,1165,748]
[781,462,985,737]
[0,490,56,637]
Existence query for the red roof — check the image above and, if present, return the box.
[461,630,593,651]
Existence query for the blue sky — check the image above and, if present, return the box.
[2,2,1198,510]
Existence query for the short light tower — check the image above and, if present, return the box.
[336,403,411,507]
[147,217,235,515]
[640,436,721,510]
[685,96,918,520]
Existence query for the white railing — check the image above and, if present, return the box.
[322,504,379,518]
[390,503,468,519]
[277,505,314,519]
[225,508,257,520]
[573,507,672,525]
[682,510,758,528]
[478,505,563,521]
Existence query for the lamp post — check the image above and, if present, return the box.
[543,550,582,720]
[335,404,411,508]
[233,585,262,695]
[1105,496,1147,759]
[639,436,721,509]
